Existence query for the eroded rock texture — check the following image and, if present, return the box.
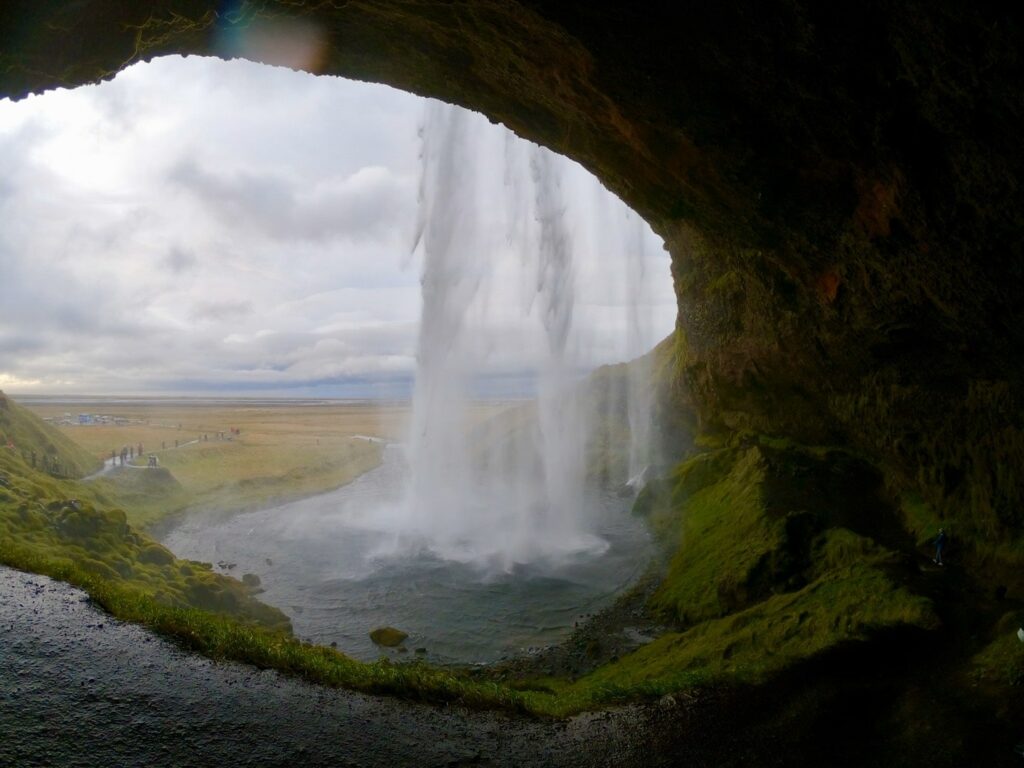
[2,1,1021,551]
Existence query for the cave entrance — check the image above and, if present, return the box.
[2,54,676,661]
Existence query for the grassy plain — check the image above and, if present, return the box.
[22,400,416,528]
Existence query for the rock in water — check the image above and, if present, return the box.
[369,627,408,647]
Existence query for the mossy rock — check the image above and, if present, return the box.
[241,573,261,589]
[79,558,120,581]
[138,543,175,566]
[370,626,408,647]
[59,510,105,539]
[186,580,228,611]
[647,439,901,625]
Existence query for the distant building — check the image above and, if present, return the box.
[77,414,93,425]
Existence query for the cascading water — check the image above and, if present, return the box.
[162,96,669,661]
[403,102,482,554]
[624,210,654,489]
[370,99,662,570]
[528,145,588,549]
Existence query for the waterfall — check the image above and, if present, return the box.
[624,210,653,489]
[404,102,481,546]
[377,99,658,570]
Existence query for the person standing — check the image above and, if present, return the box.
[933,528,948,566]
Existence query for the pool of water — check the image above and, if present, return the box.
[161,447,652,664]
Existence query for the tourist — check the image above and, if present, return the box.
[933,528,948,566]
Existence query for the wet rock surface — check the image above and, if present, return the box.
[0,566,685,767]
[485,571,668,682]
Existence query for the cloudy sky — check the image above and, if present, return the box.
[0,56,675,398]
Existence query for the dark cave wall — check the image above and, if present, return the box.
[2,0,1022,542]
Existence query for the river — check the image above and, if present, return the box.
[160,446,653,663]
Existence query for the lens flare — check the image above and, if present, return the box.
[216,7,328,73]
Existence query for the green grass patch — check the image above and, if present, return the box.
[646,446,785,623]
[971,610,1024,689]
[898,491,945,547]
[0,393,100,478]
[523,545,937,716]
[0,539,529,711]
[642,437,908,626]
[0,447,290,632]
[89,466,193,529]
[85,437,383,530]
[155,437,383,522]
[14,393,388,529]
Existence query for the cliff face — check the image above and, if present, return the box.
[2,1,1021,547]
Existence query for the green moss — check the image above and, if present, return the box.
[0,443,291,633]
[553,435,945,719]
[813,526,896,572]
[643,436,909,625]
[971,611,1024,689]
[79,557,120,580]
[0,393,101,478]
[370,627,409,647]
[897,491,945,547]
[0,538,530,712]
[648,446,785,623]
[524,557,937,716]
[138,542,175,566]
[89,466,192,529]
[705,269,744,297]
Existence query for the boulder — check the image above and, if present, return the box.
[241,573,262,589]
[369,627,408,647]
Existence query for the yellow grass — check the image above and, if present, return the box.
[26,401,410,460]
[23,400,510,529]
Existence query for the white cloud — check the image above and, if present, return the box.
[0,56,675,396]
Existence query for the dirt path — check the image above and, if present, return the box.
[82,438,202,482]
